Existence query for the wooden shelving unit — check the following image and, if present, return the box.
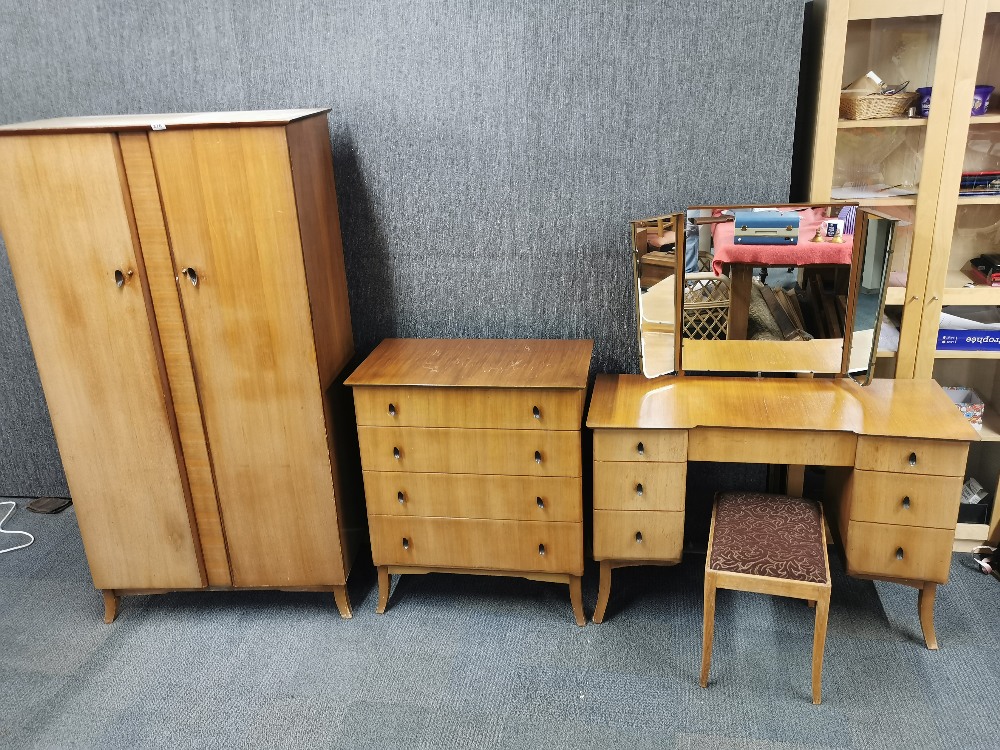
[806,0,1000,551]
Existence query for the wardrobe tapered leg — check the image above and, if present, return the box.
[376,566,391,614]
[333,585,352,619]
[569,575,586,627]
[593,560,612,624]
[102,590,119,624]
[918,583,938,650]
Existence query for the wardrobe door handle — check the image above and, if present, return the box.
[532,405,541,420]
[388,403,396,417]
[908,452,917,467]
[534,451,542,464]
[896,547,904,561]
[181,267,199,287]
[393,447,401,460]
[637,441,645,456]
[114,269,133,288]
[901,496,911,509]
[397,491,405,505]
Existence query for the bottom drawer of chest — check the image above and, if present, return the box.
[593,510,684,562]
[369,516,583,575]
[844,521,954,584]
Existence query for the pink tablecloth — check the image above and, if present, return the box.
[711,208,853,275]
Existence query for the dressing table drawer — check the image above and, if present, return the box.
[844,521,954,584]
[593,429,687,463]
[368,516,584,574]
[362,471,582,522]
[855,437,968,477]
[353,386,584,430]
[850,471,962,529]
[593,510,684,561]
[593,461,686,512]
[357,426,582,476]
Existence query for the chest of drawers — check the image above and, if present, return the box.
[346,339,592,625]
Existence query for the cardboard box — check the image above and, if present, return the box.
[943,386,985,430]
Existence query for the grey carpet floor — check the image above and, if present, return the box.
[1,498,998,750]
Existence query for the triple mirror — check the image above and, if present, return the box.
[632,204,898,382]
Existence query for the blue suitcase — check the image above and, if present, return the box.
[733,210,800,245]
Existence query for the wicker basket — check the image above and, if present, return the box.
[683,273,731,340]
[839,91,917,120]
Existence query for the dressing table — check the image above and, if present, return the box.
[599,204,980,648]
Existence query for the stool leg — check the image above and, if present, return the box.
[700,573,717,688]
[812,593,830,704]
[593,560,612,624]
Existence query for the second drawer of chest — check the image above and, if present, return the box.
[357,426,581,476]
[844,520,954,584]
[593,510,684,562]
[368,516,583,575]
[593,461,686,512]
[849,470,961,529]
[362,471,582,522]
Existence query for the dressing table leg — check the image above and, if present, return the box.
[333,585,352,619]
[569,575,586,627]
[376,566,391,614]
[918,583,939,650]
[700,574,717,688]
[102,590,119,624]
[593,561,612,624]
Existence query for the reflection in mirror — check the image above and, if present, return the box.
[632,214,682,377]
[848,211,898,384]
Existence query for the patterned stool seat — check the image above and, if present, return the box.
[709,491,828,584]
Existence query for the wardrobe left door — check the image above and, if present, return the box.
[0,133,206,591]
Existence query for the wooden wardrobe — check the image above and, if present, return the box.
[0,110,362,621]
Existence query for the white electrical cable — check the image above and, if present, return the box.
[0,500,34,555]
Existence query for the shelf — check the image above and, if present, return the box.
[875,349,897,359]
[968,113,1000,125]
[831,196,918,207]
[954,522,992,553]
[957,195,1000,205]
[934,350,1000,359]
[940,270,1000,304]
[837,117,927,129]
[979,403,1000,441]
[885,286,906,306]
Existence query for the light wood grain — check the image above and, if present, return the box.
[357,426,581,476]
[345,338,592,389]
[150,126,346,587]
[682,338,845,375]
[855,436,968,476]
[592,429,687,462]
[368,516,584,575]
[689,428,857,466]
[0,133,205,590]
[593,462,686,512]
[352,385,585,430]
[0,109,328,134]
[592,510,684,561]
[849,470,962,528]
[844,521,954,583]
[362,471,582,521]
[118,132,232,587]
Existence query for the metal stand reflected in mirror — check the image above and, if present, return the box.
[632,203,898,382]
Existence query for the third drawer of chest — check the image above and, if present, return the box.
[357,426,581,476]
[593,510,684,561]
[594,461,685,512]
[844,521,955,584]
[848,470,962,529]
[362,471,582,522]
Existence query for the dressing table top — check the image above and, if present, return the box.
[586,376,979,442]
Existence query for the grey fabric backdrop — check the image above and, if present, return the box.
[0,0,806,497]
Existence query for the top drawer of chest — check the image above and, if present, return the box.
[855,436,968,477]
[353,386,585,430]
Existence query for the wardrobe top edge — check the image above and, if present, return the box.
[0,109,330,135]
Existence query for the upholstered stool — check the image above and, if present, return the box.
[700,491,832,704]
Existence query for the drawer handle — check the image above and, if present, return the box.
[388,403,396,417]
[538,543,546,556]
[635,483,644,496]
[181,266,199,287]
[909,452,917,467]
[402,537,410,550]
[534,450,542,464]
[635,531,643,543]
[114,268,133,288]
[901,496,910,509]
[536,496,545,509]
[393,447,401,460]
[896,547,904,560]
[532,405,541,420]
[397,491,405,505]
[637,441,645,456]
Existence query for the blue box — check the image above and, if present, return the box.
[937,330,1000,350]
[733,210,800,245]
